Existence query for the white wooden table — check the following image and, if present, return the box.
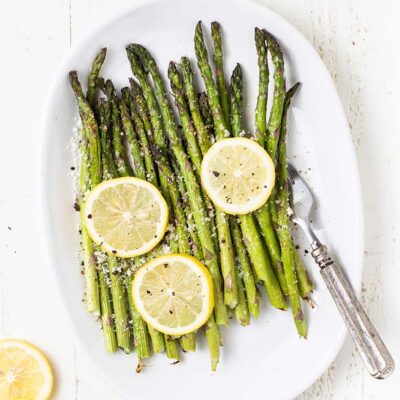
[0,0,399,398]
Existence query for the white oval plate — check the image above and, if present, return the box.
[41,0,363,399]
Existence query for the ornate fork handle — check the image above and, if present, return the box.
[312,244,395,379]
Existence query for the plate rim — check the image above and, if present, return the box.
[40,0,364,398]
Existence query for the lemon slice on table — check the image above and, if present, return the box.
[84,177,169,258]
[0,339,53,400]
[201,137,275,215]
[132,254,214,336]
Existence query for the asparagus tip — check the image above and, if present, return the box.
[285,82,301,106]
[195,20,203,31]
[233,63,242,75]
[129,77,137,88]
[254,27,263,40]
[180,55,190,66]
[94,47,107,63]
[68,71,84,97]
[168,60,176,71]
[95,76,105,90]
[68,71,79,84]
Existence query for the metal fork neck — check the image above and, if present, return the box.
[293,217,334,269]
[293,217,321,250]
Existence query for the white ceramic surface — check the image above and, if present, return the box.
[41,0,363,399]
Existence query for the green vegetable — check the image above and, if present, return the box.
[127,44,228,327]
[229,63,286,310]
[276,82,307,337]
[168,61,238,309]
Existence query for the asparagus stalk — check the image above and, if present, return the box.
[227,64,286,309]
[95,99,118,352]
[254,28,268,148]
[208,26,261,320]
[96,99,118,179]
[99,98,158,358]
[168,157,203,352]
[126,45,228,326]
[293,249,314,300]
[258,30,287,230]
[98,261,118,352]
[125,84,185,357]
[180,57,212,154]
[103,79,133,177]
[115,87,172,356]
[194,22,228,139]
[276,82,306,337]
[108,256,131,352]
[167,86,222,366]
[73,54,116,351]
[210,22,231,131]
[236,31,287,294]
[179,58,219,256]
[168,61,238,309]
[129,79,153,137]
[264,30,286,159]
[131,50,222,362]
[233,268,250,326]
[87,48,107,107]
[196,24,267,313]
[181,41,254,321]
[69,72,102,191]
[195,22,286,309]
[147,325,166,354]
[178,142,222,369]
[204,314,221,372]
[171,157,203,261]
[124,93,170,356]
[126,82,196,356]
[198,92,214,136]
[130,78,174,209]
[230,63,288,294]
[145,132,196,353]
[97,80,134,352]
[121,89,160,185]
[194,23,285,309]
[119,95,147,180]
[126,275,151,359]
[93,89,132,353]
[255,207,287,293]
[230,218,259,318]
[164,334,180,361]
[97,79,129,167]
[126,85,192,269]
[69,71,100,315]
[168,62,203,174]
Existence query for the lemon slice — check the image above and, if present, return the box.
[84,177,169,258]
[0,339,53,400]
[132,254,214,336]
[201,137,275,215]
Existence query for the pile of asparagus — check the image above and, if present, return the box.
[69,21,314,372]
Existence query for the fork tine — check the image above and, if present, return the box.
[286,162,315,216]
[287,162,298,184]
[287,174,294,203]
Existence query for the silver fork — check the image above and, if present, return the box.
[288,162,395,379]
